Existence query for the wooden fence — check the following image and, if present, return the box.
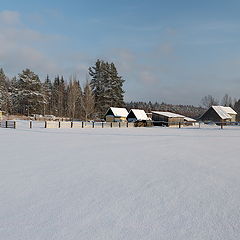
[0,120,16,129]
[45,121,135,129]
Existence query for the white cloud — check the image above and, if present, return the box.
[0,10,20,25]
[0,10,70,79]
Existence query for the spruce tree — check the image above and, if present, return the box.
[52,76,60,116]
[89,59,125,117]
[0,68,11,113]
[42,75,52,115]
[14,69,44,115]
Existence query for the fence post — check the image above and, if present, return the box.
[199,122,200,128]
[179,122,181,128]
[71,121,73,128]
[111,122,113,128]
[119,122,121,128]
[102,122,104,128]
[92,121,95,128]
[13,121,16,129]
[82,121,84,128]
[44,121,47,128]
[221,121,223,129]
[30,121,32,128]
[127,122,128,128]
[59,121,61,128]
[6,121,8,128]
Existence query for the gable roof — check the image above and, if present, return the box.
[106,107,128,118]
[128,109,149,121]
[152,111,185,118]
[212,106,236,120]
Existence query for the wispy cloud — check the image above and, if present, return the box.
[0,10,73,78]
[0,10,20,25]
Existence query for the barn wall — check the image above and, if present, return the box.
[200,107,222,122]
[229,114,236,122]
[168,117,184,126]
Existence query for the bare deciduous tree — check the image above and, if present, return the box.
[221,94,232,107]
[81,79,95,121]
[67,76,82,120]
[201,95,219,108]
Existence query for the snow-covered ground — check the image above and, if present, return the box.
[1,127,240,240]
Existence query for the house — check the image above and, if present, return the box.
[200,106,237,123]
[151,111,185,127]
[127,109,150,122]
[105,107,128,122]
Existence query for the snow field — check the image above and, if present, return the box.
[0,127,240,239]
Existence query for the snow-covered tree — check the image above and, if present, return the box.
[13,69,45,115]
[0,68,12,113]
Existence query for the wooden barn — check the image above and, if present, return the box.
[151,111,185,127]
[127,109,149,122]
[200,106,237,123]
[105,107,128,122]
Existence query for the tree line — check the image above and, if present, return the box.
[0,59,125,120]
[1,60,240,120]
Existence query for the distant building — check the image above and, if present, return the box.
[200,106,237,123]
[184,117,197,126]
[105,107,128,122]
[127,109,150,122]
[151,111,185,127]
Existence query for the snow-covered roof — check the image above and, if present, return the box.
[184,117,196,122]
[152,111,185,118]
[128,109,149,121]
[212,106,236,120]
[107,107,128,117]
[220,106,237,115]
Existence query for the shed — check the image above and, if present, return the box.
[105,107,128,122]
[200,106,237,123]
[184,117,197,126]
[151,111,185,127]
[127,109,150,122]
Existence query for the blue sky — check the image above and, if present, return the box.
[1,0,240,105]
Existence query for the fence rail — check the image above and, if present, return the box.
[44,121,135,129]
[0,120,16,129]
[1,119,240,130]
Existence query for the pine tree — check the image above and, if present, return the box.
[89,59,125,117]
[14,69,45,115]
